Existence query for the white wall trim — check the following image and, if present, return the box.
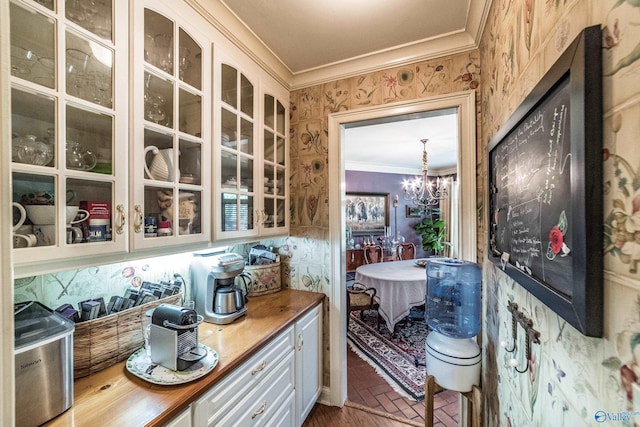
[326,91,477,406]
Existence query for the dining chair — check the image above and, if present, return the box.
[396,242,416,260]
[346,248,365,285]
[364,245,384,264]
[346,282,381,330]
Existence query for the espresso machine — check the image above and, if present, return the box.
[190,252,249,325]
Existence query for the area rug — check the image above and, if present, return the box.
[347,310,428,401]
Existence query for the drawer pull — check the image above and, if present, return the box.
[251,361,266,376]
[251,401,267,419]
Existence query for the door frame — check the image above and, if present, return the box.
[325,90,477,406]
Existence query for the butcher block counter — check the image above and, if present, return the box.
[45,289,324,427]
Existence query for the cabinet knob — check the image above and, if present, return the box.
[134,205,143,233]
[115,204,126,234]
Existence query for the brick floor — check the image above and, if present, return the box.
[347,345,459,425]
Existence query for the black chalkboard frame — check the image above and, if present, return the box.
[487,25,603,337]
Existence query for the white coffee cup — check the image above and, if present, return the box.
[13,233,37,248]
[66,226,84,244]
[12,202,27,232]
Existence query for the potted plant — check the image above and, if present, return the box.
[415,208,451,256]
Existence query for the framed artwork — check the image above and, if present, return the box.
[345,192,389,236]
[406,205,422,218]
[487,25,602,337]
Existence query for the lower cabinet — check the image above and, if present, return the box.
[165,406,191,427]
[191,303,322,427]
[295,304,322,425]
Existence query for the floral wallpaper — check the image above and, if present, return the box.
[288,52,482,386]
[480,0,640,425]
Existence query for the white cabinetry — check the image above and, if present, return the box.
[130,1,211,250]
[165,406,191,427]
[10,0,128,271]
[192,303,322,427]
[192,326,295,426]
[295,304,323,425]
[214,48,289,240]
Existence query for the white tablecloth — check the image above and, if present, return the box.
[354,259,427,332]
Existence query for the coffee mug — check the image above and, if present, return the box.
[70,208,90,225]
[13,233,37,248]
[66,226,84,244]
[12,202,27,232]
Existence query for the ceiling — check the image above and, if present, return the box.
[219,0,490,80]
[344,109,458,175]
[217,0,486,175]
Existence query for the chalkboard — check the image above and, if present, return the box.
[490,78,572,294]
[488,25,603,337]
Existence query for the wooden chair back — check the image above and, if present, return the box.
[346,248,366,273]
[396,242,416,260]
[364,245,384,264]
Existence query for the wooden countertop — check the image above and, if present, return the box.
[46,289,324,427]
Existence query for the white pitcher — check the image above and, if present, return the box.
[144,145,179,182]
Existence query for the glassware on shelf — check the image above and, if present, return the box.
[153,33,173,73]
[178,46,191,80]
[12,135,54,166]
[66,140,97,171]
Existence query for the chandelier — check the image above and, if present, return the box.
[401,138,449,208]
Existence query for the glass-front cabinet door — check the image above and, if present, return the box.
[130,5,210,250]
[215,57,257,239]
[10,0,127,269]
[261,92,288,235]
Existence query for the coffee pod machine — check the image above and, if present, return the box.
[150,303,206,371]
[190,252,250,325]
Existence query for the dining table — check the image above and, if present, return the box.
[354,259,428,332]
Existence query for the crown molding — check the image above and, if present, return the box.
[186,0,492,92]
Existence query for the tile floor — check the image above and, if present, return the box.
[347,345,460,426]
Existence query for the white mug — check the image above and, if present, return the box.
[70,208,90,225]
[66,226,84,244]
[13,233,37,248]
[12,202,27,232]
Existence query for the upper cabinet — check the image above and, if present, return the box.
[10,0,128,268]
[129,3,211,251]
[8,0,289,274]
[214,50,289,240]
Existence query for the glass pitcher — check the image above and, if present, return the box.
[66,140,97,171]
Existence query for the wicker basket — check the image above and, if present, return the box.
[244,262,282,296]
[73,293,181,378]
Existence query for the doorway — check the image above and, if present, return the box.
[325,91,477,407]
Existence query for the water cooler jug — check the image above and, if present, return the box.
[424,258,481,392]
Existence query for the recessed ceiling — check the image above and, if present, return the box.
[345,109,458,175]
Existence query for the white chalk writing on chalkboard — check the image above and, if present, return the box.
[489,77,572,295]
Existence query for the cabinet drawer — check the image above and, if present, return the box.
[193,326,294,424]
[197,351,294,426]
[265,390,295,427]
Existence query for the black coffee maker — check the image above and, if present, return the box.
[191,252,250,324]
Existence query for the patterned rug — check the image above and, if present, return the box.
[347,309,428,401]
